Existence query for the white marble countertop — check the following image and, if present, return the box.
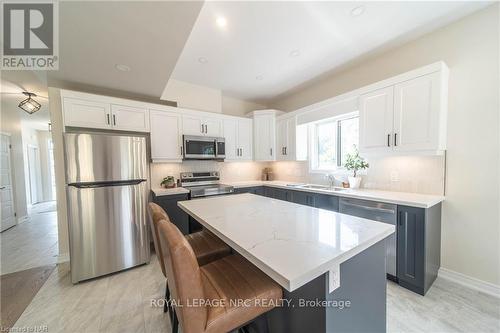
[225,180,444,208]
[152,180,444,208]
[178,193,395,291]
[151,187,190,196]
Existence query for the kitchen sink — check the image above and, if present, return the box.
[286,184,347,191]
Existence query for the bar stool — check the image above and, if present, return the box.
[148,203,231,315]
[157,219,283,333]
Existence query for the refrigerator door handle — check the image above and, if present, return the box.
[68,179,146,188]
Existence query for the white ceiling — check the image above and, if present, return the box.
[170,1,492,103]
[47,1,203,99]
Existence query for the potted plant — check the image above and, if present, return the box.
[160,176,176,188]
[344,148,369,189]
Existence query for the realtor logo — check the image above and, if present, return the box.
[1,1,58,70]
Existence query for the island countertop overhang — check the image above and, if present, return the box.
[178,193,395,291]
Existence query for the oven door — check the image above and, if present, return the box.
[183,135,216,159]
[216,139,225,159]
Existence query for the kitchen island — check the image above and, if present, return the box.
[178,193,395,333]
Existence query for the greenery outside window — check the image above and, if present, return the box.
[309,112,359,172]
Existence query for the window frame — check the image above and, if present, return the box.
[308,111,359,174]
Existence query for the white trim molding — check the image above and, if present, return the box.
[57,252,70,264]
[439,267,500,298]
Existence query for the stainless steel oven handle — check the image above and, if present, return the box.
[340,202,396,214]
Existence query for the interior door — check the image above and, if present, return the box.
[393,72,441,152]
[223,119,238,160]
[359,86,394,153]
[27,145,41,205]
[237,119,253,160]
[0,134,16,232]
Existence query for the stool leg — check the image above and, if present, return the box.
[172,309,179,333]
[164,281,170,313]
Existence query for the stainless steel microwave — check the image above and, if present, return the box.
[183,135,225,160]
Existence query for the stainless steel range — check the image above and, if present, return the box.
[180,171,234,198]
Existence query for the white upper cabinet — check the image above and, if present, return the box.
[150,110,182,162]
[63,97,112,130]
[393,72,444,152]
[276,116,297,160]
[182,115,222,137]
[62,93,149,132]
[359,63,448,155]
[237,119,253,160]
[223,118,253,161]
[223,119,238,160]
[359,86,394,154]
[110,104,149,132]
[252,111,277,161]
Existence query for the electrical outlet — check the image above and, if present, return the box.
[328,264,340,293]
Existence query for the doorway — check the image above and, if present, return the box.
[26,145,42,205]
[0,134,16,232]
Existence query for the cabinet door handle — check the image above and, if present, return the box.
[201,124,204,133]
[204,124,207,133]
[0,186,6,190]
[240,148,243,156]
[180,146,183,156]
[394,133,397,146]
[387,134,390,147]
[107,114,110,125]
[285,147,287,155]
[270,148,273,156]
[113,114,117,126]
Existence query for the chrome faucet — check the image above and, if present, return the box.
[326,174,336,189]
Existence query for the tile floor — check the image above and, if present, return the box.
[11,254,500,333]
[1,202,58,275]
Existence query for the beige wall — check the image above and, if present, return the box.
[163,79,266,116]
[271,5,500,286]
[0,99,28,219]
[151,161,268,189]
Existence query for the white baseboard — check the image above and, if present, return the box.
[57,252,70,264]
[438,267,500,298]
[17,215,30,223]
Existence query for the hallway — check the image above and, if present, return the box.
[1,201,58,275]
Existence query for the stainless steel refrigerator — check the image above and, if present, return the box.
[64,132,150,283]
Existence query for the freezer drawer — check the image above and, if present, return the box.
[339,198,397,278]
[67,181,150,283]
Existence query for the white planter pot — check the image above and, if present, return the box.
[348,176,362,189]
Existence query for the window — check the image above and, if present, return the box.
[310,113,359,172]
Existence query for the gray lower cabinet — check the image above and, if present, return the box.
[314,193,339,212]
[397,204,441,295]
[234,186,264,196]
[151,193,190,235]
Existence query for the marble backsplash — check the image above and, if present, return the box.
[270,155,446,195]
[151,156,445,195]
[150,160,270,188]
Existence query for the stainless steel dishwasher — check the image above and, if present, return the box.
[339,197,397,280]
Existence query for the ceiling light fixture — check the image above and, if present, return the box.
[216,16,227,28]
[115,64,131,72]
[198,57,208,64]
[289,49,300,57]
[18,92,41,114]
[350,5,365,17]
[255,75,264,81]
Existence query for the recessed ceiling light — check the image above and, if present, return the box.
[256,75,264,81]
[115,64,131,72]
[290,49,300,57]
[216,16,227,28]
[198,57,208,64]
[350,5,365,17]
